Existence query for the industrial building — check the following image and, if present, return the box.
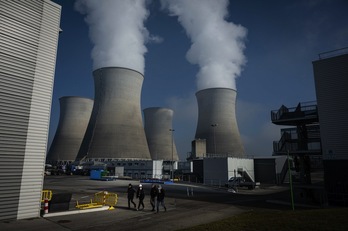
[100,159,163,179]
[271,101,321,184]
[202,157,254,186]
[271,48,348,206]
[2,0,345,223]
[188,88,257,186]
[0,0,61,220]
[312,49,348,205]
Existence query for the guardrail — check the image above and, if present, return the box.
[271,101,317,122]
[41,190,52,202]
[76,191,118,210]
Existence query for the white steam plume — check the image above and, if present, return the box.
[75,0,150,74]
[161,0,247,90]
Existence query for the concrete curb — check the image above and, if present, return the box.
[42,206,110,218]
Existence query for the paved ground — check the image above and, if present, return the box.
[1,198,246,231]
[1,175,324,231]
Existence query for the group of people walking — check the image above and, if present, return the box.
[127,183,166,213]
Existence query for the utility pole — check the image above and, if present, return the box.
[169,129,175,181]
[287,150,295,210]
[211,124,218,155]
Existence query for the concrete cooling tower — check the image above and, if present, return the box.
[47,96,94,164]
[195,88,245,158]
[76,67,151,160]
[143,107,179,161]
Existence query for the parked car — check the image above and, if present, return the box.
[225,176,256,190]
[44,164,52,176]
[45,164,67,176]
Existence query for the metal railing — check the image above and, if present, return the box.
[275,131,292,152]
[205,153,252,159]
[271,101,317,122]
[237,166,255,183]
[273,124,321,153]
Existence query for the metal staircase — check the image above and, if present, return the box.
[271,101,322,184]
[237,166,255,183]
[273,125,321,155]
[271,101,321,156]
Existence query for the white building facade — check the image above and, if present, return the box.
[0,0,61,220]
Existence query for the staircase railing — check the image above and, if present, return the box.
[271,101,317,122]
[237,166,255,182]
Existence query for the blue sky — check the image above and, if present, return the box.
[49,0,348,160]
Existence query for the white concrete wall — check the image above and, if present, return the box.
[227,157,254,181]
[203,157,255,185]
[152,160,163,179]
[275,156,287,174]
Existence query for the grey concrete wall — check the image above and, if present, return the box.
[195,88,245,158]
[143,107,179,161]
[47,96,93,163]
[77,67,151,160]
[191,139,206,158]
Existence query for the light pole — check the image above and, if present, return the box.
[211,124,218,155]
[169,129,175,181]
[287,150,295,210]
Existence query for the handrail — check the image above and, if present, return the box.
[273,124,321,153]
[271,101,317,121]
[205,153,251,159]
[237,166,255,183]
[277,131,291,151]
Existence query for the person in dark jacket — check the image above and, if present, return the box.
[136,184,145,211]
[127,183,136,209]
[156,185,166,213]
[150,184,158,211]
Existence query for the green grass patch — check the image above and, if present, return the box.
[180,208,348,231]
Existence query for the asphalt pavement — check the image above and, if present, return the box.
[1,176,317,231]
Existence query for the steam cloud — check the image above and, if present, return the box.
[161,0,247,90]
[75,0,150,74]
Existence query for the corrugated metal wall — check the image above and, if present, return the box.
[313,54,348,160]
[0,0,61,220]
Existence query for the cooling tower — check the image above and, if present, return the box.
[143,107,179,161]
[195,88,245,157]
[76,67,151,160]
[47,96,94,164]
